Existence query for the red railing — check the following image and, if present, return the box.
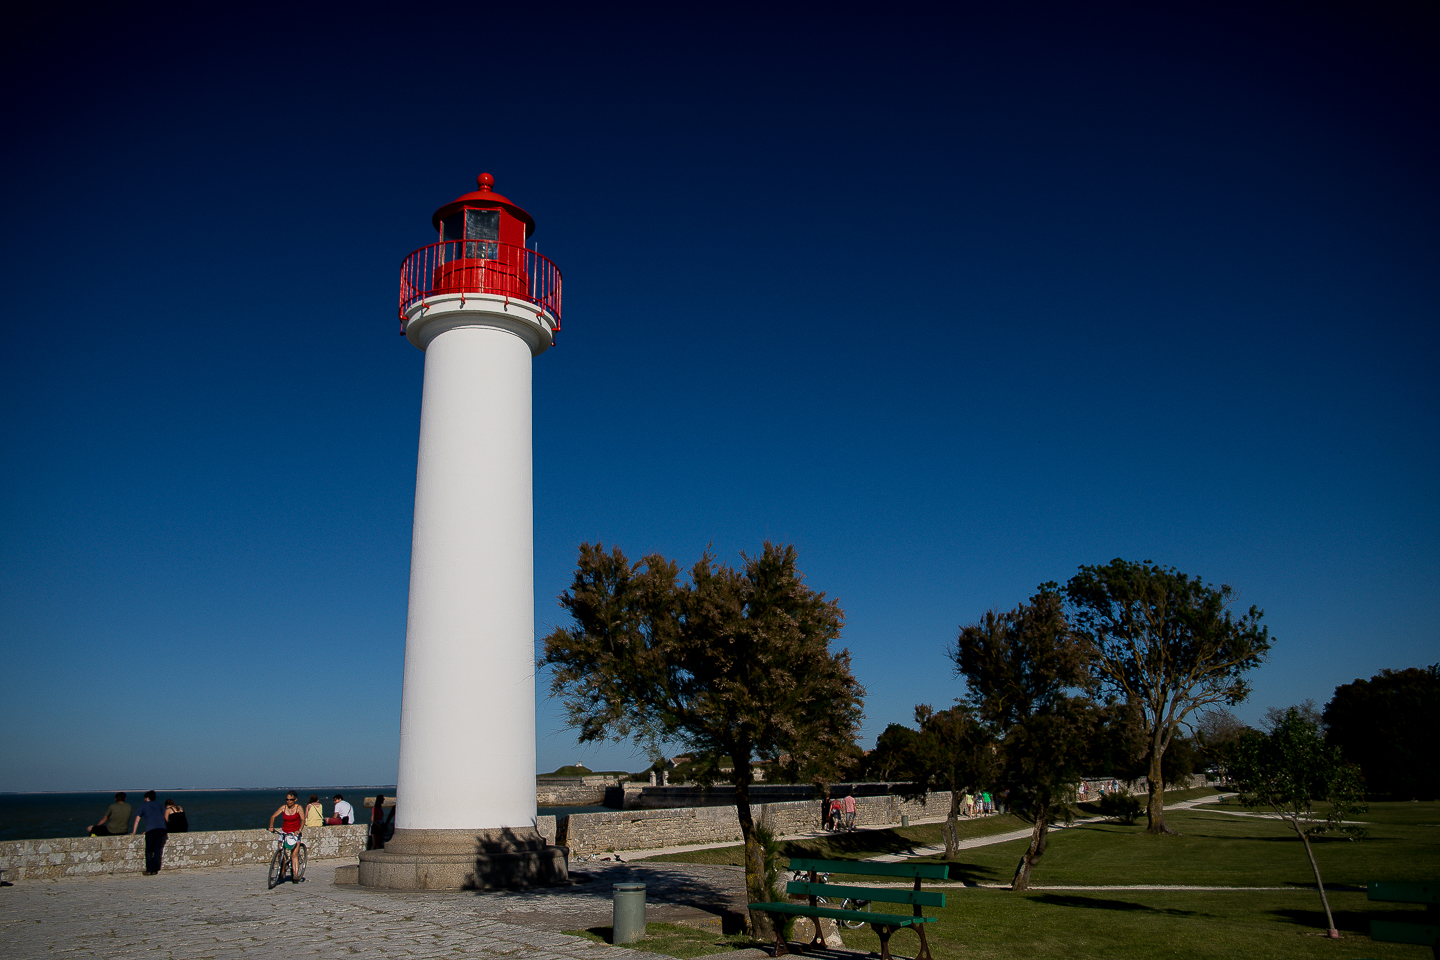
[398,240,562,335]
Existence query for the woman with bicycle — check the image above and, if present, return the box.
[267,791,306,883]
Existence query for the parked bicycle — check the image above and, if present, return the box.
[788,868,871,927]
[267,830,307,888]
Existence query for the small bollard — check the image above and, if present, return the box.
[612,882,646,944]
[902,815,910,827]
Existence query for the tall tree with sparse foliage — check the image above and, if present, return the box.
[952,589,1098,890]
[1065,559,1272,834]
[1231,706,1366,939]
[539,541,864,935]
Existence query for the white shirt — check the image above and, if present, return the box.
[333,799,355,824]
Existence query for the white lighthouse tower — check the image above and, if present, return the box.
[359,173,567,890]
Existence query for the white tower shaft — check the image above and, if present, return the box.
[395,295,553,832]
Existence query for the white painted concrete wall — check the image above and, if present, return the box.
[396,294,556,831]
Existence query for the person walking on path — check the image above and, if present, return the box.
[88,792,131,836]
[131,791,168,874]
[843,792,857,830]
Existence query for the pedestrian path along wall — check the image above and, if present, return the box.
[561,792,952,855]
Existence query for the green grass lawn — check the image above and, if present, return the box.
[626,800,1440,960]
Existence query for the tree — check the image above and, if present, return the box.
[1231,707,1366,939]
[952,589,1098,890]
[865,723,922,783]
[539,541,865,935]
[1064,559,1272,834]
[1262,698,1321,733]
[1193,708,1249,783]
[1323,665,1440,800]
[900,704,997,860]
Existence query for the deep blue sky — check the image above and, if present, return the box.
[2,3,1435,792]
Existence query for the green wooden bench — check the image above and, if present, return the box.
[1368,881,1438,958]
[748,856,948,960]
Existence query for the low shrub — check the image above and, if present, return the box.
[1098,792,1143,824]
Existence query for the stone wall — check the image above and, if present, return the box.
[561,792,951,855]
[0,824,369,881]
[535,776,624,806]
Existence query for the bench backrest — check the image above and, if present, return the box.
[787,880,946,909]
[788,857,950,881]
[1368,882,1438,904]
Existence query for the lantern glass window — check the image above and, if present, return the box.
[465,209,500,260]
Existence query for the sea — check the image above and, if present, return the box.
[0,788,613,844]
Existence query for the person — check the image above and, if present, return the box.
[267,791,306,881]
[332,794,354,825]
[828,796,842,831]
[820,794,831,831]
[368,794,387,850]
[164,798,189,833]
[842,791,857,830]
[131,790,168,874]
[89,792,131,836]
[304,794,324,830]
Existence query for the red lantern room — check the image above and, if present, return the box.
[397,173,561,340]
[432,172,534,251]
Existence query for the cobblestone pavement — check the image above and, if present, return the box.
[0,858,752,959]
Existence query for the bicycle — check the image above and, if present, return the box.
[267,831,307,889]
[788,868,870,927]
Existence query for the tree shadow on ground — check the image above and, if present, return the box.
[1267,907,1377,934]
[1028,894,1207,917]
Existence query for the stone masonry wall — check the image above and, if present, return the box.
[535,776,622,806]
[0,824,370,881]
[562,792,951,855]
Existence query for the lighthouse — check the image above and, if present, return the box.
[359,173,567,890]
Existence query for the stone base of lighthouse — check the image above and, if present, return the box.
[357,827,568,891]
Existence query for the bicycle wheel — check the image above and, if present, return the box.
[295,844,307,881]
[840,898,870,928]
[268,848,284,889]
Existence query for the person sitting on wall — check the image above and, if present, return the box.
[304,795,324,830]
[164,798,188,832]
[332,794,354,825]
[88,792,131,836]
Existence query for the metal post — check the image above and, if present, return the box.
[613,883,646,943]
[902,815,910,827]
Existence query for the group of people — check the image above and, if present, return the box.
[265,791,394,878]
[87,791,185,875]
[961,791,997,816]
[85,789,386,878]
[822,792,857,831]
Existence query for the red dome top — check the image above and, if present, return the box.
[431,172,536,238]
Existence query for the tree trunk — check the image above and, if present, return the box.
[1145,740,1176,835]
[736,771,775,938]
[943,790,961,859]
[1291,817,1339,938]
[1011,803,1049,891]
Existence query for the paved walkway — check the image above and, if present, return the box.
[0,858,754,959]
